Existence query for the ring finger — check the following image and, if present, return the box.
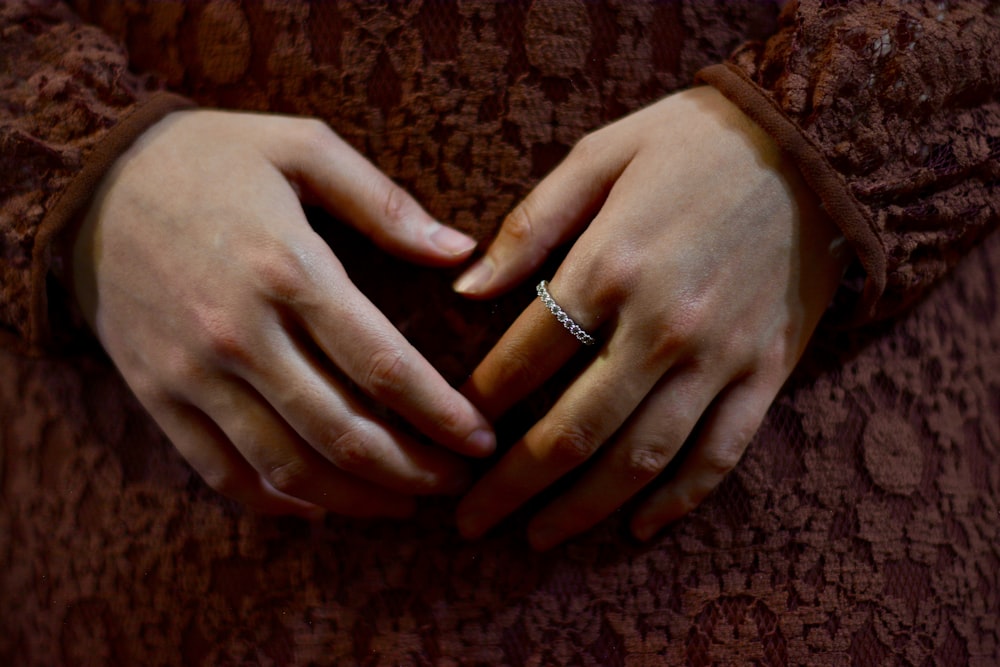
[243,334,473,495]
[198,375,418,518]
[524,368,722,550]
[456,327,677,539]
[462,277,609,422]
[630,376,779,541]
[149,399,325,518]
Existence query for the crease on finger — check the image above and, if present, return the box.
[457,346,666,539]
[525,366,719,550]
[629,376,778,541]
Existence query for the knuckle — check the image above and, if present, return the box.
[363,346,408,400]
[325,425,376,472]
[664,299,706,341]
[545,422,601,468]
[266,458,311,495]
[252,247,313,305]
[500,203,536,245]
[431,400,468,438]
[379,181,413,229]
[641,303,705,366]
[644,326,688,368]
[701,440,746,477]
[589,251,640,309]
[621,443,672,482]
[201,321,254,369]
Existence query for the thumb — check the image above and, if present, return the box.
[453,133,632,299]
[270,118,476,267]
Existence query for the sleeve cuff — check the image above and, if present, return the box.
[697,62,886,324]
[25,91,195,354]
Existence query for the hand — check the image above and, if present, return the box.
[73,110,495,519]
[452,87,851,549]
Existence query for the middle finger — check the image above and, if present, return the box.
[198,375,418,517]
[462,280,604,421]
[233,333,473,495]
[525,369,721,550]
[456,329,675,539]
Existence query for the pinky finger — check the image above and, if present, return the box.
[154,401,327,520]
[628,378,777,541]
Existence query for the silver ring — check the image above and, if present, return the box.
[536,280,596,346]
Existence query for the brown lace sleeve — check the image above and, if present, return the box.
[0,0,192,355]
[699,0,1000,324]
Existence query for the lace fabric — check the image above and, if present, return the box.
[2,223,997,665]
[1,1,998,664]
[726,0,1000,323]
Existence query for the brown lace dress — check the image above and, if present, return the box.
[2,1,998,664]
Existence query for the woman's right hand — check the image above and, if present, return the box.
[73,110,495,519]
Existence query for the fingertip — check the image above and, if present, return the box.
[455,506,489,540]
[631,494,686,541]
[428,223,477,259]
[463,427,496,457]
[453,257,495,296]
[630,518,659,543]
[415,458,474,496]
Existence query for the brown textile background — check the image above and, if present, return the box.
[1,1,998,664]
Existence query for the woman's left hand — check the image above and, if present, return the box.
[452,87,851,550]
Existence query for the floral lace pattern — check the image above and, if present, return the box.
[728,1,1000,322]
[1,1,998,664]
[2,228,997,665]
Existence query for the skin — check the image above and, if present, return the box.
[453,87,852,550]
[72,110,496,520]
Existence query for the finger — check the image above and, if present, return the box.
[197,375,420,517]
[629,377,778,541]
[525,369,718,551]
[269,118,477,266]
[151,400,326,519]
[461,294,591,421]
[248,337,475,495]
[456,336,674,539]
[287,253,496,457]
[453,131,633,298]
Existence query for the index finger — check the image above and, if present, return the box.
[293,243,496,457]
[461,280,600,421]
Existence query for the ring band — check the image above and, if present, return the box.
[536,280,597,346]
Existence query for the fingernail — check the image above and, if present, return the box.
[430,224,477,256]
[453,258,494,295]
[465,428,496,456]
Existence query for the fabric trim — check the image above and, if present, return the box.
[27,91,195,353]
[696,62,886,324]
